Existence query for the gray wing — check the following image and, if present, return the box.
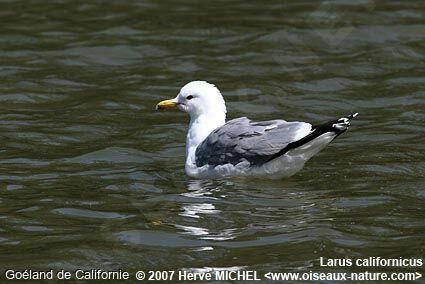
[195,117,312,167]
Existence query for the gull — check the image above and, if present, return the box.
[156,81,358,179]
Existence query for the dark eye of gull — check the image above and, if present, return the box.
[186,95,194,100]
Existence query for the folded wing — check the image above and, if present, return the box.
[195,117,312,167]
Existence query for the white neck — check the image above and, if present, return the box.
[185,113,225,173]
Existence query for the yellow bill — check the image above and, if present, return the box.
[156,99,177,110]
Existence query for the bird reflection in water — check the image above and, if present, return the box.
[175,180,237,241]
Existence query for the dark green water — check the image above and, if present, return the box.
[1,0,424,283]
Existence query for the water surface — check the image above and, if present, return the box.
[0,0,424,281]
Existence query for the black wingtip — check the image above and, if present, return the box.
[347,113,359,119]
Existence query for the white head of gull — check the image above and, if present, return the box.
[156,81,357,179]
[156,81,227,175]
